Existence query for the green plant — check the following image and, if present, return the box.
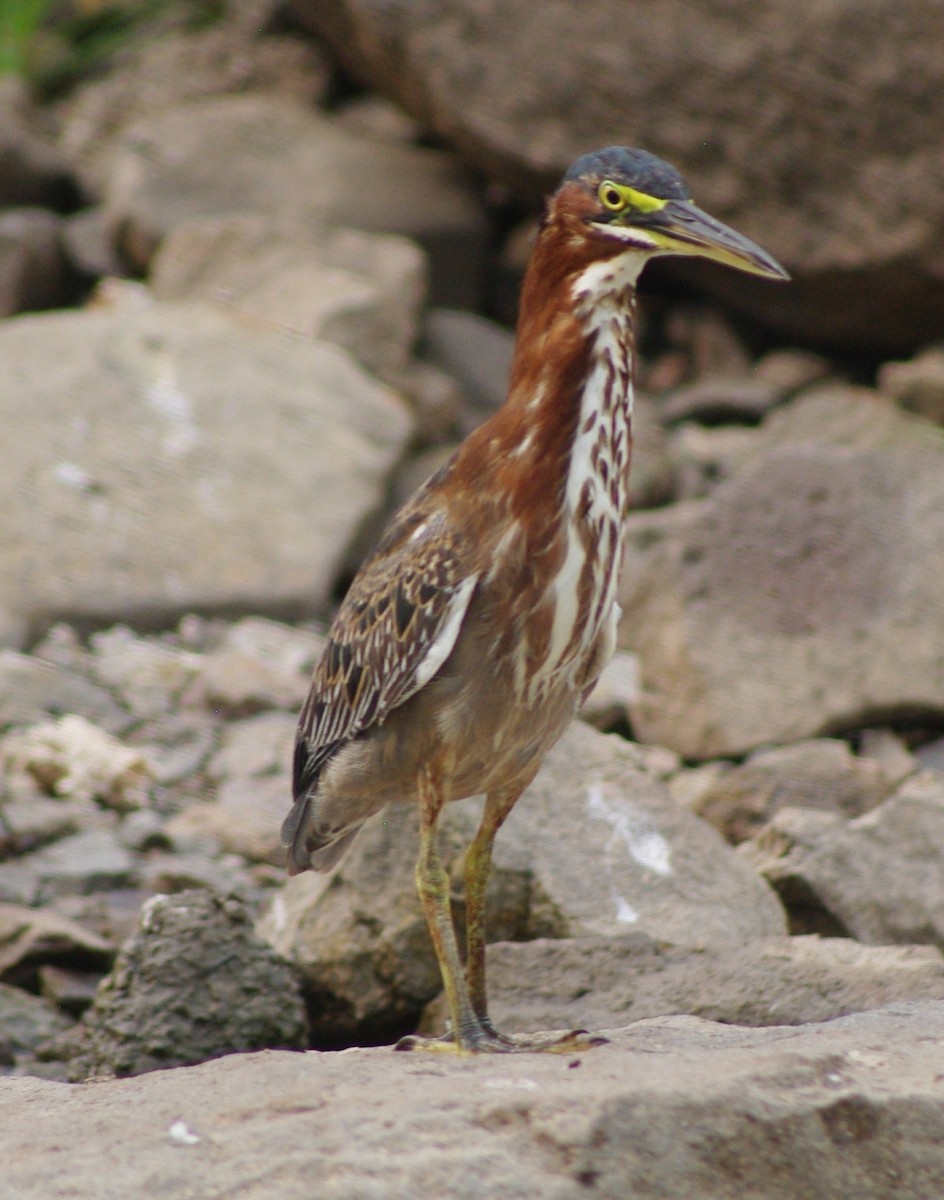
[0,0,56,76]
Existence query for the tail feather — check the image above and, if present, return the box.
[281,794,363,875]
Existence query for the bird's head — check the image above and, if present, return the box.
[549,146,788,281]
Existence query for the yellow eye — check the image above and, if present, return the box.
[598,181,625,211]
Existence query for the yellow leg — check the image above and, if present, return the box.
[463,787,521,1032]
[397,766,608,1056]
[410,763,480,1046]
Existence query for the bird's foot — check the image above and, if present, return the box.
[395,1023,608,1055]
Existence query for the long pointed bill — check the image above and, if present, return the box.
[645,199,789,280]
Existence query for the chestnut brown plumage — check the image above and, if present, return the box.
[283,147,788,1053]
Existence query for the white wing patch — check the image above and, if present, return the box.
[413,573,478,689]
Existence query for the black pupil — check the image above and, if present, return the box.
[604,187,621,207]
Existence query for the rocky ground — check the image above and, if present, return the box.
[3,2,944,1197]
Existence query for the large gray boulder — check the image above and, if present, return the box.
[0,291,413,646]
[150,214,427,380]
[474,934,944,1035]
[294,0,944,353]
[619,389,944,758]
[96,93,487,307]
[5,1003,944,1198]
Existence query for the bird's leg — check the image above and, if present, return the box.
[463,787,521,1041]
[396,760,495,1053]
[396,766,607,1055]
[461,787,610,1055]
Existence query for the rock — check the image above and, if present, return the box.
[462,934,944,1036]
[663,421,758,501]
[48,890,146,955]
[0,791,80,859]
[206,711,297,782]
[693,739,898,845]
[663,304,754,380]
[36,965,102,1017]
[752,347,835,396]
[98,94,487,307]
[627,392,676,509]
[0,903,112,988]
[6,1003,944,1197]
[139,852,254,900]
[620,389,944,757]
[578,649,641,732]
[60,206,129,280]
[741,772,944,947]
[420,307,515,425]
[1,716,153,811]
[916,735,944,775]
[262,721,784,1044]
[0,76,74,207]
[0,293,413,642]
[659,375,781,426]
[165,774,289,866]
[203,705,293,782]
[0,208,77,317]
[188,618,323,716]
[878,345,944,424]
[68,890,307,1080]
[300,0,944,354]
[0,981,72,1066]
[56,11,329,194]
[498,722,786,944]
[87,626,203,719]
[150,214,427,379]
[126,713,218,788]
[25,829,138,901]
[0,648,129,731]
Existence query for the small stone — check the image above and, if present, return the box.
[0,981,72,1064]
[915,735,944,775]
[69,889,308,1079]
[752,347,834,395]
[88,626,203,718]
[579,650,640,731]
[0,648,129,733]
[128,713,219,787]
[878,346,944,424]
[116,808,169,853]
[0,902,112,986]
[1,716,153,811]
[740,772,944,945]
[191,619,323,715]
[141,852,252,899]
[857,727,917,786]
[660,375,781,426]
[164,774,289,866]
[37,964,103,1016]
[694,739,896,844]
[26,829,138,899]
[0,791,80,857]
[206,711,295,781]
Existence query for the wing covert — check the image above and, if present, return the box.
[293,517,477,800]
